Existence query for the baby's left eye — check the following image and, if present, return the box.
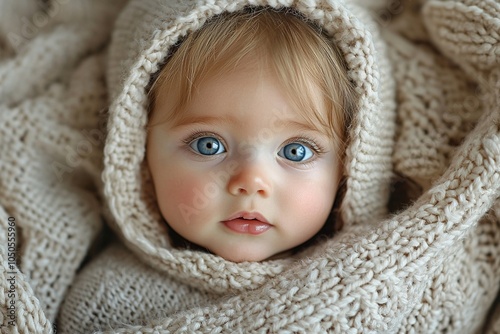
[278,142,314,162]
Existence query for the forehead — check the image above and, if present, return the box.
[155,60,327,132]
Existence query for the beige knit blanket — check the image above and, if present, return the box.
[0,1,127,332]
[1,0,500,333]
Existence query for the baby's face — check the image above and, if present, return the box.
[147,62,342,262]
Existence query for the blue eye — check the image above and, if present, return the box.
[279,143,313,162]
[190,136,226,155]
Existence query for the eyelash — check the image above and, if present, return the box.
[181,130,227,155]
[282,136,326,155]
[281,136,326,168]
[182,130,326,161]
[182,130,225,146]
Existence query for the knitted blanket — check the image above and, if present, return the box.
[1,0,500,333]
[0,0,127,332]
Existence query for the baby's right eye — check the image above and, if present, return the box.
[189,136,226,155]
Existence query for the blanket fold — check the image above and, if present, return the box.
[0,0,127,332]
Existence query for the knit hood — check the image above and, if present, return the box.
[104,0,395,293]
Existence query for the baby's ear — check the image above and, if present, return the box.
[422,0,500,79]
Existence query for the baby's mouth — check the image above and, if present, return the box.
[221,211,272,235]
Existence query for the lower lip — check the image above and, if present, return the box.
[222,219,272,235]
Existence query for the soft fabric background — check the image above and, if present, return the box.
[0,0,127,332]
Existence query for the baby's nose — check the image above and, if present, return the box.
[227,163,272,197]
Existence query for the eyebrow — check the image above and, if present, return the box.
[283,120,327,136]
[171,115,241,128]
[171,115,327,136]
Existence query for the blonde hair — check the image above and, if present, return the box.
[148,7,358,148]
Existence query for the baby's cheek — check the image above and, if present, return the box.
[160,173,220,224]
[162,176,202,210]
[286,183,333,227]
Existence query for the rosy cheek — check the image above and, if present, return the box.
[159,175,202,211]
[286,183,333,227]
[177,180,200,208]
[159,168,223,227]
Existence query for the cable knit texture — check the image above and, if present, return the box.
[1,0,500,333]
[0,0,128,333]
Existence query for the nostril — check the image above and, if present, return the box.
[257,189,267,195]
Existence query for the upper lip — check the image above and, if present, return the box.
[223,211,270,224]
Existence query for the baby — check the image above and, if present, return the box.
[59,2,394,332]
[145,8,357,262]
